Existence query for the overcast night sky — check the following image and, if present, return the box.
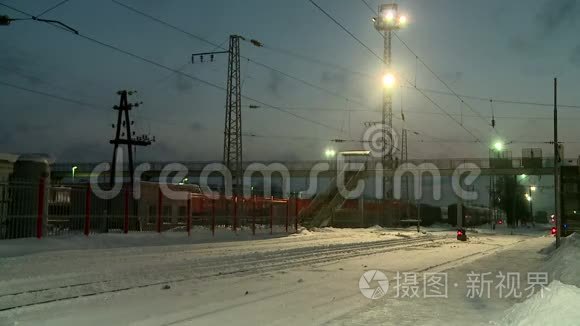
[1,0,580,163]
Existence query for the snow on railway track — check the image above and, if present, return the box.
[0,235,449,311]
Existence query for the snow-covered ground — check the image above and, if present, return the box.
[0,225,572,325]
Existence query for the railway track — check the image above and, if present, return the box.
[0,235,449,312]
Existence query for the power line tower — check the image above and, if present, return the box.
[223,35,243,196]
[191,35,263,196]
[109,90,154,186]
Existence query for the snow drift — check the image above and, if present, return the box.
[500,233,580,325]
[500,280,580,326]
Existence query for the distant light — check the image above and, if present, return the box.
[382,73,396,88]
[325,149,336,158]
[493,141,503,151]
[530,186,537,192]
[525,194,532,202]
[551,227,557,235]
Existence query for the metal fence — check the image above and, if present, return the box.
[0,179,300,240]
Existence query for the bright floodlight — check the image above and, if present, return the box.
[325,149,336,158]
[384,10,395,21]
[398,15,408,25]
[525,194,532,202]
[530,186,537,192]
[493,141,503,151]
[382,73,396,88]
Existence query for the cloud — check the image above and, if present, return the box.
[570,44,580,66]
[535,0,579,36]
[190,121,205,131]
[509,0,580,55]
[174,74,193,93]
[267,70,283,96]
[320,71,347,86]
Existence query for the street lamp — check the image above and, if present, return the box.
[493,141,504,152]
[71,166,78,183]
[324,149,336,159]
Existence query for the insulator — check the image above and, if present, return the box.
[122,121,126,126]
[200,55,204,63]
[112,124,115,128]
[131,121,135,125]
[210,54,214,62]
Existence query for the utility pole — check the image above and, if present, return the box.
[109,90,153,187]
[402,128,410,217]
[554,78,561,248]
[192,35,262,197]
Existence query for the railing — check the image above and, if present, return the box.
[51,157,571,174]
[0,179,300,240]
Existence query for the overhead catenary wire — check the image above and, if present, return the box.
[0,2,346,134]
[249,42,580,110]
[307,0,483,144]
[35,0,71,18]
[357,0,498,136]
[110,0,379,116]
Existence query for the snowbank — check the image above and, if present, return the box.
[500,281,580,326]
[499,233,580,325]
[543,233,580,287]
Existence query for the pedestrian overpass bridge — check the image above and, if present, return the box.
[51,157,571,181]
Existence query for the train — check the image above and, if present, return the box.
[447,204,492,227]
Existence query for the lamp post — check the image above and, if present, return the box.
[72,166,78,183]
[529,186,536,226]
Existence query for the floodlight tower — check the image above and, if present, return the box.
[373,3,407,224]
[373,3,407,165]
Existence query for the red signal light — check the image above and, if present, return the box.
[498,220,503,225]
[457,230,463,236]
[551,227,557,236]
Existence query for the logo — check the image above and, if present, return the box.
[359,270,389,299]
[362,123,399,158]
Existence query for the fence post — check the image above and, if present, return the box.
[157,188,162,233]
[252,196,256,236]
[36,178,45,239]
[186,193,191,237]
[123,186,129,234]
[211,198,216,236]
[233,196,237,232]
[270,198,273,235]
[84,184,91,236]
[295,196,299,233]
[285,200,289,233]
